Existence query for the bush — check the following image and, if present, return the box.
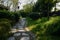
[14,13,20,22]
[20,13,28,17]
[28,13,40,20]
[0,10,20,22]
[27,16,60,40]
[19,11,28,17]
[0,19,12,40]
[44,17,60,36]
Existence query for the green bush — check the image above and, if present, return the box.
[44,17,60,36]
[27,16,60,40]
[0,10,20,22]
[0,19,12,40]
[28,13,40,20]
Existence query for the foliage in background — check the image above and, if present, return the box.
[19,0,58,18]
[23,4,33,13]
[32,0,56,17]
[0,10,20,22]
[28,12,41,20]
[33,0,56,12]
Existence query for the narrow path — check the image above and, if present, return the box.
[8,18,35,40]
[13,18,27,29]
[10,18,29,33]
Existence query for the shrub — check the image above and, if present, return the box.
[44,16,60,36]
[28,13,40,20]
[0,19,12,40]
[27,16,60,40]
[14,13,20,22]
[0,10,20,22]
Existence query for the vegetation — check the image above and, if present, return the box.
[23,3,33,13]
[0,10,20,21]
[0,10,20,40]
[0,19,12,40]
[0,4,9,10]
[0,0,60,40]
[27,16,60,40]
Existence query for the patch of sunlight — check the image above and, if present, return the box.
[28,25,37,30]
[25,27,30,31]
[36,32,40,35]
[40,16,60,34]
[36,19,41,23]
[9,29,17,33]
[41,26,45,29]
[44,16,60,25]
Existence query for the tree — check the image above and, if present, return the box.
[22,0,37,13]
[23,4,33,13]
[11,0,18,11]
[32,0,56,17]
[0,0,4,5]
[33,0,56,12]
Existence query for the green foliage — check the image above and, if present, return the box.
[0,10,20,40]
[0,10,20,22]
[28,12,40,20]
[0,19,12,40]
[27,16,60,40]
[19,11,28,17]
[33,0,55,12]
[32,0,56,17]
[44,16,60,35]
[23,4,33,13]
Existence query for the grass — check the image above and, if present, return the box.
[26,16,60,40]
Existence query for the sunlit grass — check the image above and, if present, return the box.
[27,16,60,40]
[28,25,38,30]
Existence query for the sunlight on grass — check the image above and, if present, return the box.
[27,16,60,40]
[36,19,41,23]
[44,16,60,25]
[43,16,60,33]
[28,25,38,30]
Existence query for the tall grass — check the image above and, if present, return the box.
[27,16,60,40]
